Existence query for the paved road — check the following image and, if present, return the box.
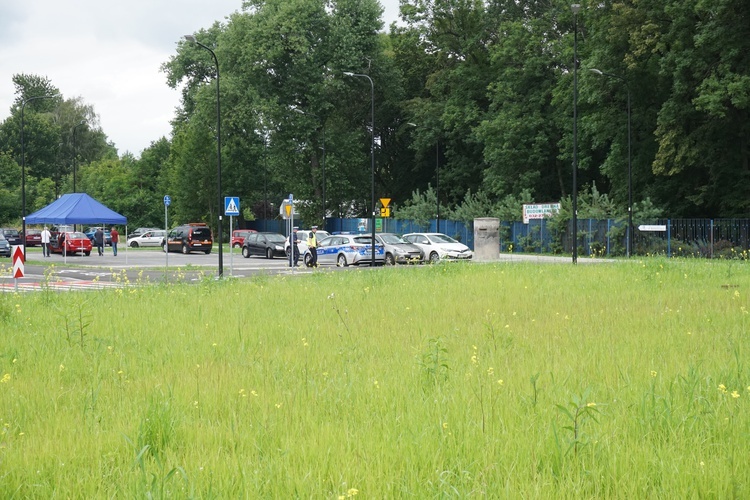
[2,246,612,292]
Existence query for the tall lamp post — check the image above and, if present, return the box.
[293,108,326,226]
[184,34,223,278]
[73,121,85,193]
[343,72,376,266]
[571,4,581,264]
[590,68,632,257]
[407,122,440,231]
[21,93,59,261]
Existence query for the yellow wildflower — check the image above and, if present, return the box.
[731,391,740,399]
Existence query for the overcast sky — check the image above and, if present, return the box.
[0,0,402,157]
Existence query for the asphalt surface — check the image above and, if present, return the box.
[2,246,614,291]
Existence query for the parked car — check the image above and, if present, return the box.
[24,228,42,247]
[84,227,112,246]
[0,228,22,246]
[50,231,92,256]
[304,234,385,267]
[127,227,160,239]
[232,229,257,248]
[162,223,213,254]
[127,230,166,248]
[402,233,473,263]
[375,233,424,265]
[0,234,10,257]
[284,229,331,257]
[241,232,287,259]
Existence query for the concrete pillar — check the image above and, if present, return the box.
[473,218,500,261]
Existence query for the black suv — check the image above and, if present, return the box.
[163,223,213,254]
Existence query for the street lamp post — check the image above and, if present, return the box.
[343,72,376,266]
[293,108,326,226]
[21,93,59,260]
[73,121,85,193]
[184,34,223,278]
[590,68,632,257]
[435,140,440,232]
[407,122,440,232]
[571,4,581,264]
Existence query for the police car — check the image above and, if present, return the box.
[303,233,385,267]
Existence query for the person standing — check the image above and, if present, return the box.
[289,226,300,267]
[110,226,119,256]
[94,227,104,256]
[41,226,51,257]
[308,226,319,267]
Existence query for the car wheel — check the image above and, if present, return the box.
[242,246,250,258]
[204,248,211,254]
[285,247,291,257]
[385,253,395,266]
[304,253,313,267]
[233,243,241,249]
[266,248,273,259]
[182,244,189,254]
[162,244,168,253]
[130,241,139,248]
[337,254,348,267]
[84,251,91,256]
[429,251,440,263]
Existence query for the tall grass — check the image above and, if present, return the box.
[1,259,748,497]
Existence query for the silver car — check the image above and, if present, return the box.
[375,233,424,265]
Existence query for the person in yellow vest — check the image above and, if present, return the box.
[307,226,319,267]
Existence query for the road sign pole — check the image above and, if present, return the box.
[229,216,233,276]
[164,195,171,281]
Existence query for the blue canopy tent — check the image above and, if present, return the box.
[26,193,127,225]
[26,193,128,261]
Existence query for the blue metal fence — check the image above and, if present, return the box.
[246,218,750,258]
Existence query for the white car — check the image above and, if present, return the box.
[402,232,473,263]
[285,229,330,257]
[127,230,166,248]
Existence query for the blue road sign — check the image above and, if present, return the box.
[164,195,171,206]
[225,197,240,216]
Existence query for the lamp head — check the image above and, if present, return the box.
[590,68,603,75]
[571,4,581,14]
[184,35,196,43]
[343,72,354,76]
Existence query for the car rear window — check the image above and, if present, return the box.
[4,229,19,236]
[191,228,212,240]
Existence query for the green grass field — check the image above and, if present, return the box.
[1,259,748,497]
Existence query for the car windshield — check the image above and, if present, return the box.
[266,233,286,243]
[429,234,458,244]
[379,233,405,244]
[353,236,375,245]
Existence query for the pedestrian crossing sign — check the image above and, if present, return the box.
[225,197,240,216]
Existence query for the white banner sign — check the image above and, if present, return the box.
[522,203,561,224]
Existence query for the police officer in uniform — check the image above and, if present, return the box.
[289,227,300,267]
[307,226,319,267]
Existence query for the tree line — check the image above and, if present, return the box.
[1,0,748,234]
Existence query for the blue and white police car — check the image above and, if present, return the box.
[304,234,385,267]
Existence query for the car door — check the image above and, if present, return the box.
[316,236,338,264]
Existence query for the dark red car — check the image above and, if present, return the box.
[231,229,257,248]
[24,229,42,247]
